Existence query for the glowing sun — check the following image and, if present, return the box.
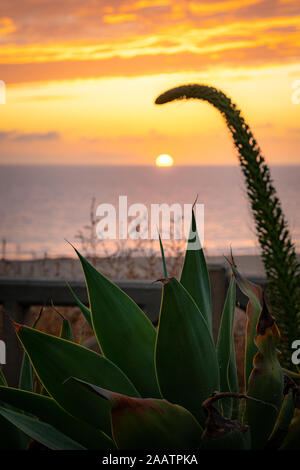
[155,154,174,167]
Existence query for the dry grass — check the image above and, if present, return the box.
[26,305,94,344]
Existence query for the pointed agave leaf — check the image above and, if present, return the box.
[158,232,168,278]
[280,411,300,450]
[75,248,160,398]
[51,302,73,342]
[0,366,7,386]
[180,210,212,332]
[216,275,239,418]
[155,278,219,424]
[69,378,203,450]
[0,416,25,449]
[18,354,34,392]
[0,404,85,450]
[14,324,140,435]
[0,391,25,450]
[246,301,284,449]
[279,383,300,450]
[266,389,295,448]
[0,386,114,449]
[230,263,263,388]
[59,319,73,342]
[2,363,31,449]
[66,281,93,330]
[18,306,43,393]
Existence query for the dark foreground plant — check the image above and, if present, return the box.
[155,84,300,369]
[0,210,299,450]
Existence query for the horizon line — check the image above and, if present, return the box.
[0,162,299,167]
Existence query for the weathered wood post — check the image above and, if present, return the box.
[2,301,30,387]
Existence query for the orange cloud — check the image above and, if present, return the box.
[188,0,260,14]
[124,0,171,10]
[0,17,16,36]
[103,13,137,24]
[1,14,299,68]
[1,0,299,45]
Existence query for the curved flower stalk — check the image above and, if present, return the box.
[155,84,300,369]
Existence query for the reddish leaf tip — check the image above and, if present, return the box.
[12,320,23,334]
[192,194,198,210]
[154,278,172,286]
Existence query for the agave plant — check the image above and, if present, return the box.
[0,211,299,450]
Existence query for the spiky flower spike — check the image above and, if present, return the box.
[155,84,300,369]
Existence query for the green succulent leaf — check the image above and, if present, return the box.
[158,231,168,278]
[0,405,25,450]
[0,403,85,450]
[18,354,34,393]
[0,367,7,387]
[66,281,93,330]
[1,367,31,449]
[0,386,114,449]
[280,411,300,450]
[180,209,212,332]
[278,381,300,450]
[245,302,284,449]
[14,324,140,435]
[216,275,239,418]
[266,387,295,449]
[74,247,160,398]
[18,306,44,393]
[69,378,203,450]
[229,263,263,388]
[51,302,74,342]
[155,277,219,424]
[59,318,73,342]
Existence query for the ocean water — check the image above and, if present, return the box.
[0,165,299,259]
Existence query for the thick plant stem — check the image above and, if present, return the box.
[155,84,300,369]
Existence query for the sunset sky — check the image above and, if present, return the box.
[0,0,299,165]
